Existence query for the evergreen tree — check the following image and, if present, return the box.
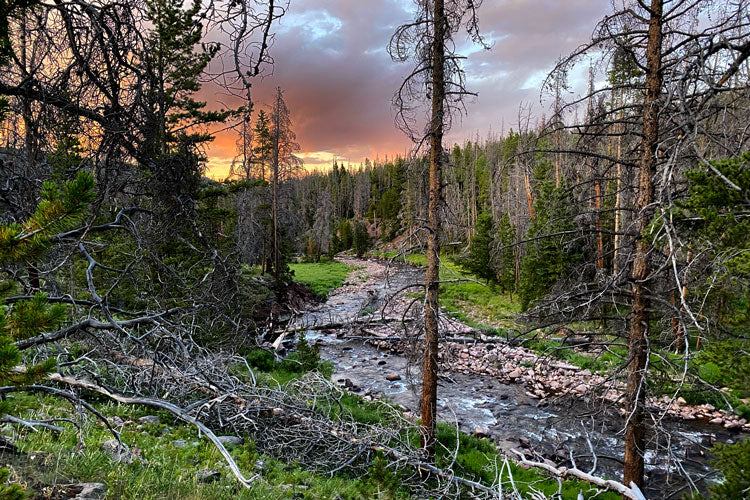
[518,163,578,311]
[460,211,495,284]
[340,220,353,250]
[352,221,369,257]
[138,0,230,205]
[493,213,516,295]
[253,109,272,181]
[0,171,94,388]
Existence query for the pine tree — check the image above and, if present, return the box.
[460,212,494,284]
[139,0,230,205]
[352,221,369,257]
[339,220,353,250]
[493,213,516,295]
[518,163,578,311]
[0,171,94,387]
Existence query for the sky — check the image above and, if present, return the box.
[204,0,611,178]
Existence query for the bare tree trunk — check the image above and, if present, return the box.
[624,0,662,491]
[595,179,603,269]
[421,0,445,462]
[613,90,624,276]
[273,164,279,282]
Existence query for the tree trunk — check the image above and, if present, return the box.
[273,159,279,282]
[421,0,445,462]
[623,0,662,492]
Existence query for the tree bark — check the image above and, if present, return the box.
[421,0,445,461]
[624,0,662,492]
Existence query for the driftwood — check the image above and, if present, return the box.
[46,373,259,488]
[510,449,647,500]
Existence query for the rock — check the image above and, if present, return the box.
[217,435,243,446]
[272,407,284,416]
[676,397,687,405]
[473,426,491,438]
[708,417,724,425]
[574,384,588,394]
[110,416,124,427]
[724,421,742,430]
[196,468,221,483]
[385,372,401,381]
[377,360,387,366]
[101,439,132,464]
[69,483,107,500]
[172,439,188,448]
[508,368,523,379]
[138,415,160,425]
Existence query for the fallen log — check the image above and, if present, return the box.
[46,373,259,488]
[510,449,646,500]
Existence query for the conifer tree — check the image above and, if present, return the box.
[493,213,516,295]
[0,171,95,387]
[518,163,577,311]
[460,212,494,284]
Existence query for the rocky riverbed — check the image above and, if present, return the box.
[291,257,746,499]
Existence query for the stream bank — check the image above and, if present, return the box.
[290,257,745,499]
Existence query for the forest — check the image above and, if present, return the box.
[0,0,748,499]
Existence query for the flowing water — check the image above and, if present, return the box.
[293,260,741,499]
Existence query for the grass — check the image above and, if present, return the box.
[390,252,521,330]
[289,258,353,299]
[2,394,368,500]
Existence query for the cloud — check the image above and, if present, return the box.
[205,0,610,175]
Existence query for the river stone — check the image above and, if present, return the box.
[473,425,490,438]
[69,483,107,500]
[574,383,588,394]
[385,372,401,381]
[138,415,160,425]
[101,439,132,463]
[508,368,523,379]
[708,417,724,425]
[218,435,243,446]
[197,468,221,483]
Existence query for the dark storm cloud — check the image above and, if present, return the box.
[207,0,610,175]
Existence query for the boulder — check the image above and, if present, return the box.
[101,439,132,464]
[473,425,491,438]
[217,435,243,446]
[196,468,221,483]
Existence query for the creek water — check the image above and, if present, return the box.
[293,259,741,499]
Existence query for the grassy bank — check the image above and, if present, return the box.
[289,258,353,299]
[379,252,521,331]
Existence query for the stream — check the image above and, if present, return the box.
[292,258,742,499]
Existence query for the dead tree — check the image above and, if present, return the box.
[389,0,488,461]
[528,0,750,493]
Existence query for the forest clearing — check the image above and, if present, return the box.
[0,0,748,499]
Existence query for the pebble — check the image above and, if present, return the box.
[101,439,133,464]
[138,415,160,425]
[473,425,491,438]
[217,435,244,446]
[196,468,220,483]
[385,372,401,381]
[71,482,107,500]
